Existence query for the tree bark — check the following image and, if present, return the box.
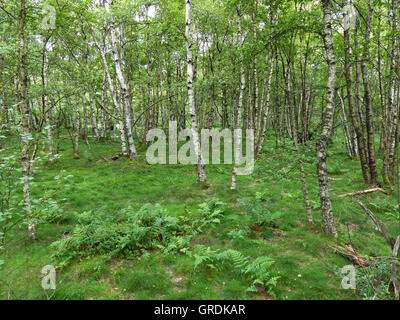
[42,49,55,161]
[361,1,379,184]
[109,23,137,160]
[343,2,370,183]
[317,0,338,237]
[231,6,245,190]
[18,0,35,238]
[186,0,207,182]
[257,51,274,155]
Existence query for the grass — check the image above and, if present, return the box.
[0,131,398,300]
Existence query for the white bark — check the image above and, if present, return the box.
[92,27,127,155]
[257,52,274,155]
[231,8,245,190]
[42,51,55,161]
[18,0,35,238]
[186,0,207,182]
[88,89,99,140]
[317,0,338,237]
[109,22,137,160]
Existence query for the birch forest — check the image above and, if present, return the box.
[0,0,400,301]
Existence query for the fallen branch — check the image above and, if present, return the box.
[356,200,396,250]
[329,244,370,267]
[338,186,388,198]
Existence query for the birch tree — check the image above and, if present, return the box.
[231,5,245,190]
[186,0,207,182]
[17,0,35,238]
[316,0,337,237]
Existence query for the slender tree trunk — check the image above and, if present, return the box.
[82,90,88,141]
[101,73,107,139]
[343,3,370,184]
[186,0,207,182]
[73,98,80,159]
[361,1,379,184]
[42,50,55,161]
[383,0,400,186]
[231,7,245,190]
[316,0,337,237]
[88,89,99,140]
[257,51,274,155]
[18,0,35,238]
[354,21,370,176]
[92,27,128,155]
[109,24,137,160]
[287,65,313,224]
[338,90,355,158]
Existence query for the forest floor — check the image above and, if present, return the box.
[1,132,398,300]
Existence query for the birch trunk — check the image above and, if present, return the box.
[88,89,99,140]
[101,72,107,139]
[383,0,400,185]
[42,50,55,161]
[317,0,337,237]
[343,2,370,184]
[73,99,80,159]
[186,0,207,182]
[361,1,379,184]
[231,7,245,190]
[109,23,137,160]
[257,52,274,155]
[92,27,127,155]
[82,90,88,141]
[18,0,35,238]
[287,65,313,224]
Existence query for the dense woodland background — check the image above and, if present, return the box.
[0,0,399,300]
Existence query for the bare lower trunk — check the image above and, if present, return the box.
[73,102,80,158]
[82,90,88,140]
[338,90,355,158]
[101,73,107,139]
[88,90,99,140]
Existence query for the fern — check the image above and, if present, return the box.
[192,199,226,233]
[51,199,227,266]
[51,204,183,264]
[191,246,279,295]
[219,249,249,270]
[244,256,280,295]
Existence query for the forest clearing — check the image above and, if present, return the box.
[0,0,400,301]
